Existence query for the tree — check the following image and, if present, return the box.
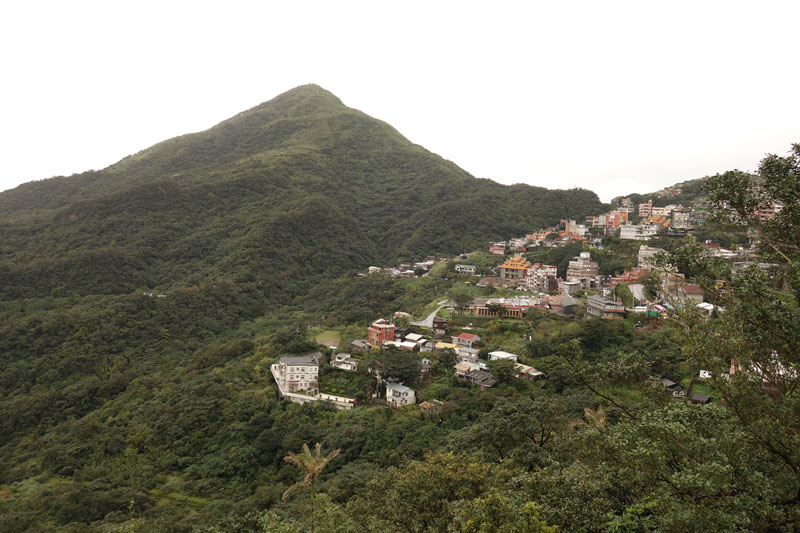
[660,144,800,525]
[449,288,473,315]
[372,347,420,384]
[283,442,341,533]
[487,358,516,384]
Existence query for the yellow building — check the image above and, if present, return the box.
[498,254,532,281]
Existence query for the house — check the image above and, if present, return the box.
[559,280,581,296]
[489,242,507,255]
[454,361,480,377]
[385,381,416,406]
[271,354,320,402]
[455,264,477,275]
[432,316,449,339]
[456,346,480,363]
[368,319,396,347]
[515,363,545,381]
[350,339,371,354]
[330,353,360,371]
[464,369,497,389]
[452,332,480,348]
[586,295,626,319]
[420,357,434,376]
[489,350,519,362]
[677,284,704,304]
[435,341,459,351]
[394,327,411,341]
[545,294,577,316]
[689,393,712,405]
[638,245,665,268]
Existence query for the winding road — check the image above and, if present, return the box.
[411,300,451,328]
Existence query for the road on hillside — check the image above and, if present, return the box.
[629,283,645,302]
[411,300,451,328]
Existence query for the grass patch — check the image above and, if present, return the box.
[319,369,372,397]
[314,329,341,347]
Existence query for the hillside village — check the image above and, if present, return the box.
[270,194,785,411]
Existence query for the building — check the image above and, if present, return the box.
[559,280,581,296]
[330,353,360,371]
[455,264,477,275]
[515,363,545,381]
[677,284,704,304]
[385,382,416,406]
[489,242,507,255]
[620,224,660,241]
[498,254,532,281]
[639,200,653,217]
[271,354,320,399]
[638,245,665,268]
[456,346,480,363]
[545,294,578,315]
[350,339,371,354]
[464,369,497,389]
[452,332,480,348]
[489,350,519,362]
[432,316,449,339]
[586,295,626,319]
[368,319,396,347]
[651,204,680,217]
[566,252,599,283]
[671,210,693,229]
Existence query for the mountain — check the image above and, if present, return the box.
[0,84,605,300]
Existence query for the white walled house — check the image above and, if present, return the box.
[271,354,320,401]
[385,382,416,406]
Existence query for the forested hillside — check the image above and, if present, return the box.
[1,86,798,532]
[0,84,604,301]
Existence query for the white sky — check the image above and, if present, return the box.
[1,1,798,202]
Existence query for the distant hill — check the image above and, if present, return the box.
[612,176,710,209]
[0,84,605,299]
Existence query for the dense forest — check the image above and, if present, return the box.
[0,86,798,531]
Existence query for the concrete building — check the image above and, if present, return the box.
[368,319,396,347]
[586,295,626,319]
[385,382,415,406]
[566,252,598,282]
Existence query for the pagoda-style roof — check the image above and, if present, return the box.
[499,254,532,271]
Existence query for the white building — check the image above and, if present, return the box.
[638,245,665,268]
[455,264,477,275]
[271,354,319,396]
[330,353,360,371]
[385,382,416,406]
[620,224,660,241]
[489,350,519,362]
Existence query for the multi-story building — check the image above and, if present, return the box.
[620,224,660,240]
[671,210,692,229]
[385,382,416,406]
[498,254,532,281]
[271,354,320,397]
[566,252,599,282]
[489,242,507,255]
[368,319,396,347]
[639,200,653,217]
[586,295,626,319]
[638,245,665,268]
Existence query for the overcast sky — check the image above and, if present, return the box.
[1,1,798,202]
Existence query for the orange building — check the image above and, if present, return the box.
[368,319,396,347]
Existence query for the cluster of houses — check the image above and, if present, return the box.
[271,314,546,409]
